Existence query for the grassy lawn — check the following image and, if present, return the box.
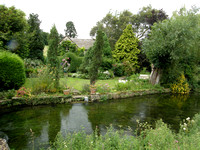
[24,77,120,92]
[23,74,164,95]
[60,77,119,91]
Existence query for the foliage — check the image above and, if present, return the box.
[136,5,168,39]
[115,82,132,91]
[26,66,61,94]
[90,10,134,49]
[113,24,140,75]
[0,89,16,99]
[112,63,125,77]
[101,56,113,71]
[98,70,113,80]
[65,52,83,73]
[0,51,26,91]
[80,32,111,74]
[81,84,90,94]
[27,13,45,61]
[102,32,112,58]
[41,31,49,45]
[50,113,200,150]
[143,7,200,88]
[96,83,111,94]
[89,30,104,84]
[171,74,190,94]
[47,25,60,89]
[0,5,29,58]
[65,21,77,38]
[58,40,77,56]
[16,87,31,98]
[24,58,45,77]
[90,7,168,49]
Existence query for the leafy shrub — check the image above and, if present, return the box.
[16,87,31,98]
[112,63,125,77]
[98,70,112,80]
[0,89,16,99]
[114,82,132,91]
[0,51,26,91]
[24,58,45,77]
[81,84,90,94]
[171,74,190,94]
[28,67,57,94]
[97,83,111,94]
[101,57,113,71]
[63,52,83,73]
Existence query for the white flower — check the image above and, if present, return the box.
[184,123,187,126]
[186,117,190,121]
[183,127,186,131]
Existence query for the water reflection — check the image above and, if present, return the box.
[0,93,199,149]
[60,103,92,134]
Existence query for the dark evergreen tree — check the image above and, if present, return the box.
[102,33,112,58]
[41,31,49,45]
[27,13,44,61]
[89,30,104,85]
[47,25,60,89]
[65,21,77,38]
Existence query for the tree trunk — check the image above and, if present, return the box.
[150,64,162,85]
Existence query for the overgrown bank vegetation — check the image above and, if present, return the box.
[48,113,200,150]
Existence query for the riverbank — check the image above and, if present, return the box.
[0,88,170,107]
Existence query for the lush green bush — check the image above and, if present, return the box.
[96,83,111,94]
[27,67,57,94]
[24,58,45,77]
[0,51,26,91]
[101,57,113,71]
[112,63,125,77]
[0,89,16,99]
[64,52,83,73]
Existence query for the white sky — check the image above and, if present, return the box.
[1,0,200,39]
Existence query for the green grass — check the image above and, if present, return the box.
[24,75,164,95]
[60,77,119,91]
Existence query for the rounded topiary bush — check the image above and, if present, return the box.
[0,51,26,91]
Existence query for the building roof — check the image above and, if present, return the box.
[62,36,95,49]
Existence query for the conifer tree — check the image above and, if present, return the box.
[89,30,104,85]
[47,25,60,89]
[102,33,112,58]
[28,13,44,61]
[113,24,140,72]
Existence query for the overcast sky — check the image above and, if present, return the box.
[2,0,200,39]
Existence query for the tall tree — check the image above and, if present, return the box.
[113,24,140,72]
[135,5,168,39]
[143,7,200,88]
[90,10,133,49]
[47,25,60,89]
[27,13,44,61]
[90,7,168,49]
[0,5,29,58]
[89,30,104,85]
[65,21,77,38]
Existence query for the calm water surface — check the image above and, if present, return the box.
[0,93,200,149]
